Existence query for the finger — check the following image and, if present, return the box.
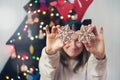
[99,26,104,38]
[52,26,57,33]
[56,25,61,28]
[83,41,91,51]
[46,25,50,34]
[92,25,98,36]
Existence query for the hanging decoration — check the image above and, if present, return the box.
[29,44,34,55]
[72,0,93,21]
[49,21,55,26]
[25,12,34,24]
[33,17,39,23]
[21,64,28,72]
[10,45,16,59]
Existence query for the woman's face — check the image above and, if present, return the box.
[63,33,83,59]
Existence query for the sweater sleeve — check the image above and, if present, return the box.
[87,54,107,80]
[39,47,60,80]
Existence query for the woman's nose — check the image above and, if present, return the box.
[71,41,77,49]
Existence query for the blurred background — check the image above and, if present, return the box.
[0,0,120,80]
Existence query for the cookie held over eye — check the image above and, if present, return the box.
[76,25,95,43]
[56,25,74,42]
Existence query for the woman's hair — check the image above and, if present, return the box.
[60,45,90,73]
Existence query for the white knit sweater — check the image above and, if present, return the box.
[39,48,107,80]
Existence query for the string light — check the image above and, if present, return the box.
[30,67,34,72]
[56,13,59,16]
[42,11,46,15]
[29,3,32,7]
[18,36,22,40]
[69,10,72,13]
[40,22,44,25]
[30,36,34,41]
[35,68,39,71]
[50,13,54,17]
[36,57,40,60]
[68,14,71,18]
[5,75,9,79]
[28,11,31,13]
[71,15,75,20]
[39,25,42,28]
[10,40,13,43]
[43,27,46,30]
[33,11,37,14]
[35,35,38,39]
[17,32,20,36]
[60,16,64,19]
[26,70,30,73]
[23,72,27,76]
[37,9,40,13]
[17,55,21,59]
[17,76,21,79]
[51,7,55,11]
[34,0,38,3]
[32,56,36,60]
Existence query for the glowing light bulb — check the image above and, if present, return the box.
[34,0,38,3]
[51,8,55,11]
[37,9,40,13]
[30,36,34,41]
[56,13,59,16]
[11,78,14,80]
[42,11,46,15]
[32,56,36,60]
[36,57,40,60]
[50,13,54,17]
[17,55,21,59]
[68,15,71,18]
[29,3,32,7]
[5,76,9,79]
[30,67,34,72]
[69,10,72,13]
[17,32,20,36]
[23,72,27,76]
[33,11,37,14]
[10,40,13,43]
[40,22,44,25]
[60,16,64,19]
[18,36,22,40]
[35,35,38,39]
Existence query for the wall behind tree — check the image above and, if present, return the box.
[0,0,29,73]
[0,0,120,80]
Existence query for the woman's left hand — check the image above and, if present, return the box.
[83,25,105,59]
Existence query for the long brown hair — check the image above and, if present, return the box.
[60,45,90,73]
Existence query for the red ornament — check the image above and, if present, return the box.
[39,0,48,11]
[73,0,93,21]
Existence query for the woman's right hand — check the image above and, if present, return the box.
[45,25,65,55]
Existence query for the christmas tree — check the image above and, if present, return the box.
[0,0,93,80]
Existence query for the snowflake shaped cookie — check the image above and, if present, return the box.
[76,25,95,43]
[56,25,73,42]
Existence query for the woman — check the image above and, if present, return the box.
[39,25,107,80]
